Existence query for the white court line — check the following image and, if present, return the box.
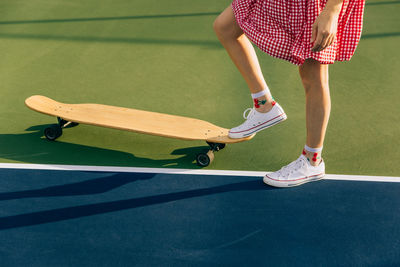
[0,163,399,183]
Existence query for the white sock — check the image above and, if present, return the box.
[251,87,271,99]
[304,145,323,153]
[251,87,274,109]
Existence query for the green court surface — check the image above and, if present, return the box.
[0,0,399,176]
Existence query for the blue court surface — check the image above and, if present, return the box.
[0,167,399,266]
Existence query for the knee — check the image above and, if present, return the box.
[299,60,329,93]
[299,74,314,93]
[213,15,227,38]
[301,76,329,95]
[213,14,238,41]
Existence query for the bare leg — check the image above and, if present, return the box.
[299,59,331,165]
[213,6,273,112]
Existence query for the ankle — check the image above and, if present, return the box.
[254,97,275,113]
[251,88,275,113]
[302,147,322,166]
[308,157,322,166]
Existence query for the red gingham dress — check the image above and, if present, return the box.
[231,0,365,65]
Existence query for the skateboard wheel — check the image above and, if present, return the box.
[44,124,62,141]
[196,150,214,167]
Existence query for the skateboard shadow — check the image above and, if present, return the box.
[0,124,208,169]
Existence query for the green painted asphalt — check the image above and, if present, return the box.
[0,0,398,175]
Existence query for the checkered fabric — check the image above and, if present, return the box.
[231,0,365,65]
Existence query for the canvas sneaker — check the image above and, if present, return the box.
[263,154,325,187]
[229,102,287,139]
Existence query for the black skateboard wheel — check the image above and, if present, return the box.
[196,150,215,167]
[44,124,63,141]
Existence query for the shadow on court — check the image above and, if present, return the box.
[0,31,397,50]
[0,32,222,48]
[0,12,221,25]
[0,172,156,200]
[0,124,207,168]
[0,179,267,230]
[0,1,397,26]
[0,11,222,48]
[361,32,400,39]
[366,0,400,6]
[0,1,398,26]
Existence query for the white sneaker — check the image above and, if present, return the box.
[229,102,287,139]
[263,155,325,187]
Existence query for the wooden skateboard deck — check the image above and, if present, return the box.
[25,95,254,166]
[25,95,253,143]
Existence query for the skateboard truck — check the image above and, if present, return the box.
[196,141,226,167]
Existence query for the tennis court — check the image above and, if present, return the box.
[0,0,399,266]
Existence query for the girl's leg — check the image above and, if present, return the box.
[263,59,330,187]
[213,6,273,112]
[299,59,331,165]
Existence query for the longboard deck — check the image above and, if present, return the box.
[25,95,253,144]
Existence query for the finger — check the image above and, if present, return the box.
[319,33,331,51]
[312,32,323,52]
[311,23,318,43]
[325,35,335,50]
[321,35,335,51]
[327,34,336,48]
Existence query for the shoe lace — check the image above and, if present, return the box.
[243,108,255,120]
[279,156,306,178]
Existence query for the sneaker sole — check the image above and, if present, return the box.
[263,173,325,188]
[229,113,287,138]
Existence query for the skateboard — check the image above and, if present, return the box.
[25,95,254,166]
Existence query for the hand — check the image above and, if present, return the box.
[311,9,340,52]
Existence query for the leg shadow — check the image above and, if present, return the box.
[0,172,156,201]
[0,179,273,230]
